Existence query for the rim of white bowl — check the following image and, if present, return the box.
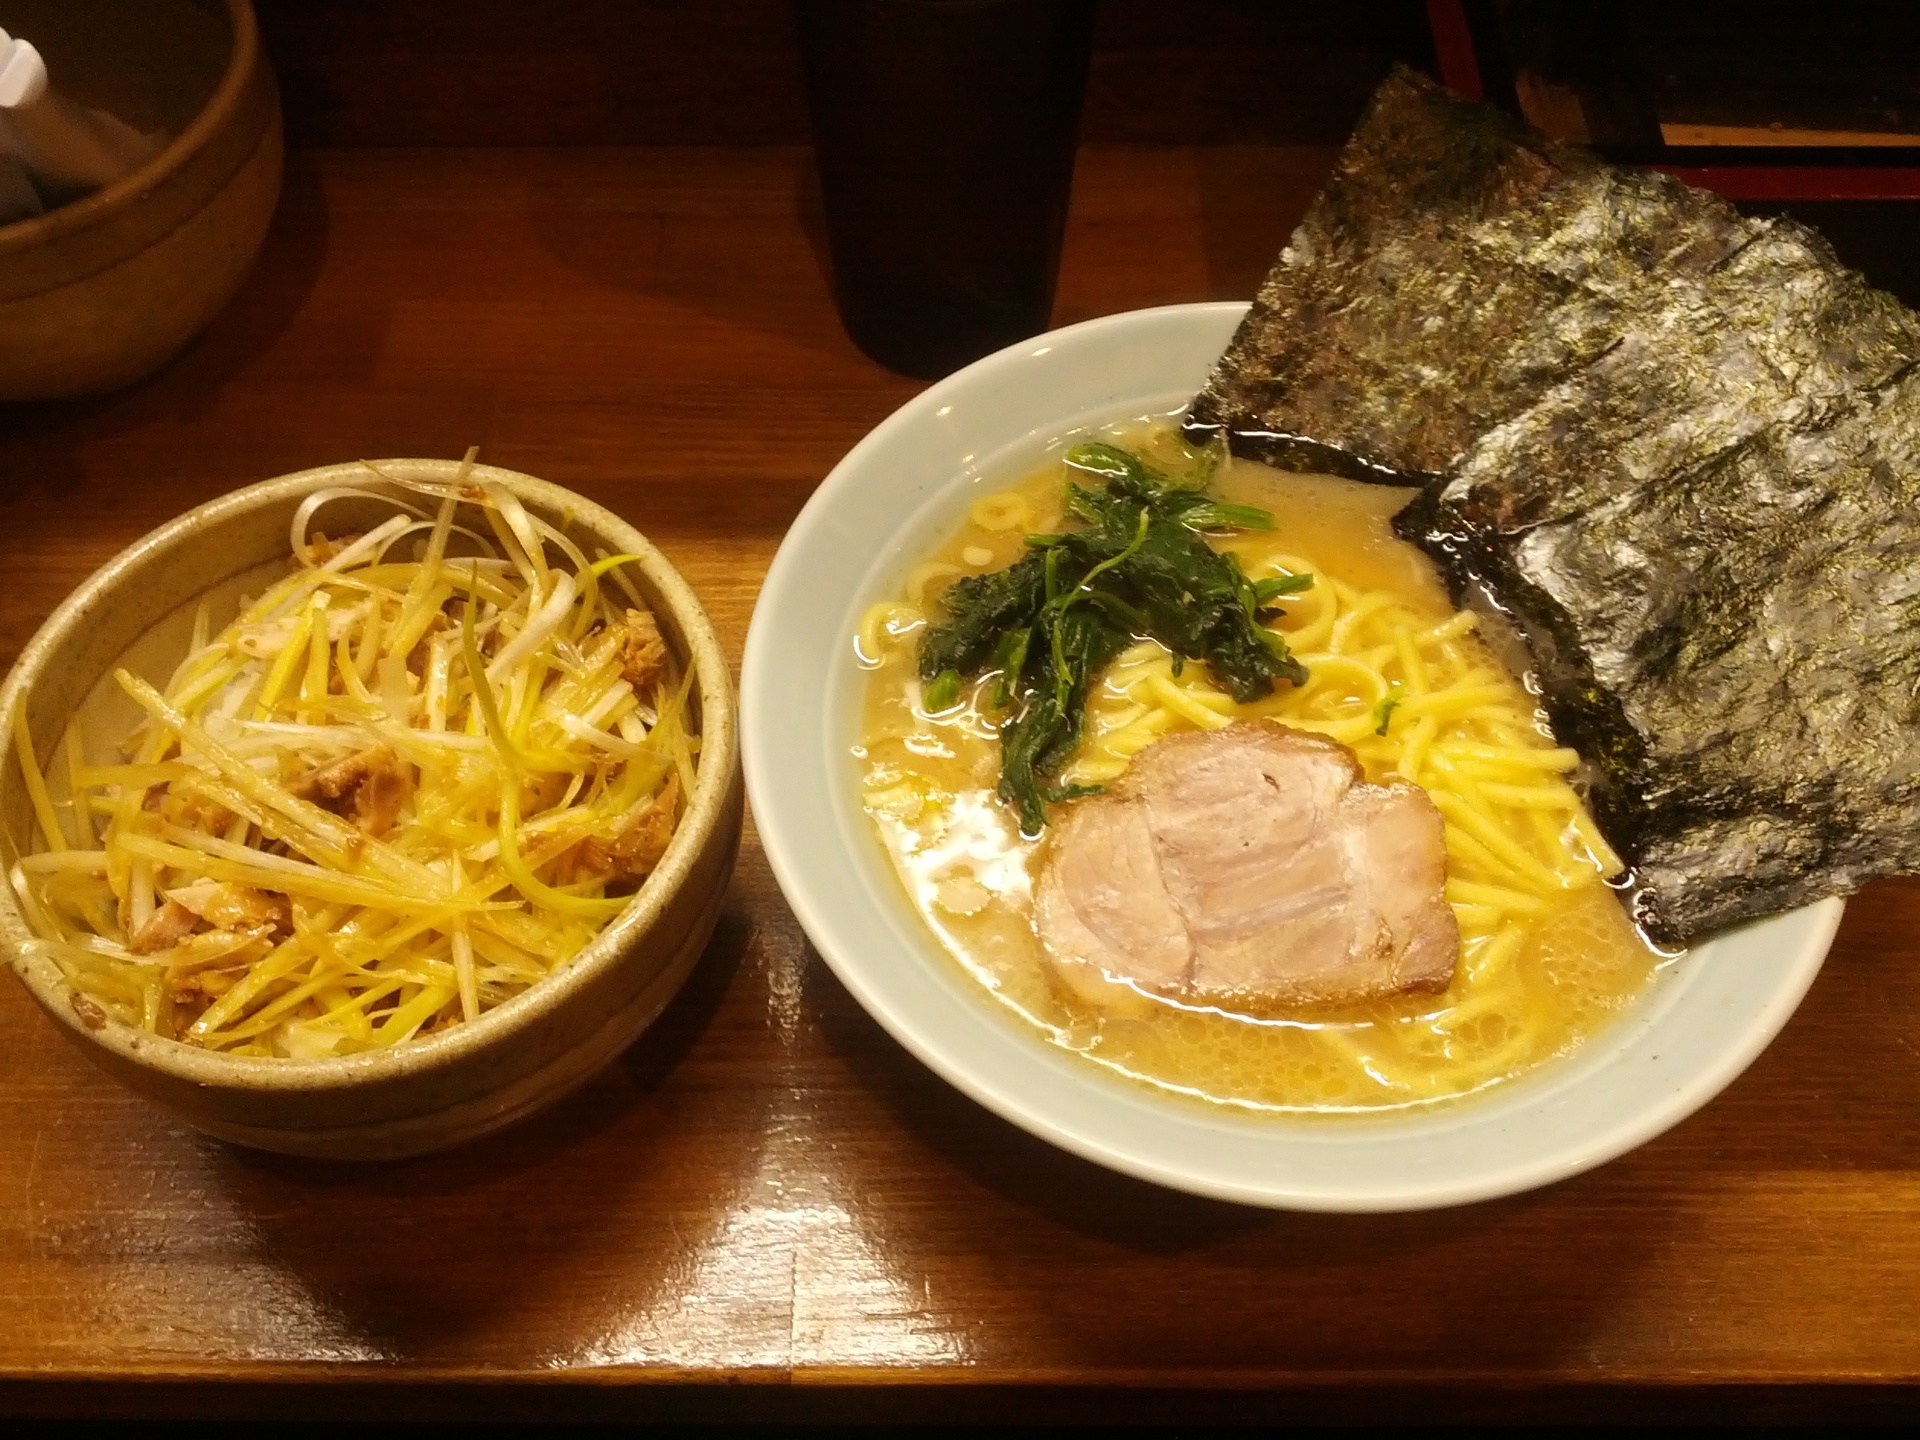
[742,301,1841,1212]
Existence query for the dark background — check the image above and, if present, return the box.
[247,0,1920,309]
[253,0,1439,148]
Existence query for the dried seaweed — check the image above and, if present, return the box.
[1188,66,1920,943]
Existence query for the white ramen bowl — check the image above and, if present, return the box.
[742,301,1842,1211]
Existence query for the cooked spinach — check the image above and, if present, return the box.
[918,440,1311,834]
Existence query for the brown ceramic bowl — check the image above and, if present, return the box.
[0,461,743,1158]
[0,0,281,399]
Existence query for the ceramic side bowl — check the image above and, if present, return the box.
[0,461,743,1159]
[0,0,282,400]
[742,301,1841,1211]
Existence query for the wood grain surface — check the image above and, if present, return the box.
[3,144,1920,1422]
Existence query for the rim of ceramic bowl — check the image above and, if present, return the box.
[0,0,260,255]
[0,459,737,1091]
[742,300,1842,1212]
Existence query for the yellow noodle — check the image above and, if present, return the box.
[906,562,966,607]
[1428,792,1572,895]
[969,491,1035,531]
[1441,821,1543,894]
[1394,713,1441,784]
[1142,674,1234,730]
[1436,741,1581,772]
[857,600,924,662]
[1445,878,1551,916]
[1569,808,1625,877]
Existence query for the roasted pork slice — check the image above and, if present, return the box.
[1034,722,1457,1012]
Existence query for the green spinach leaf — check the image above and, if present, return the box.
[917,440,1311,833]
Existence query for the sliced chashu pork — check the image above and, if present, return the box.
[1034,722,1457,1012]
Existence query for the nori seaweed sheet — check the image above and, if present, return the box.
[1189,66,1920,944]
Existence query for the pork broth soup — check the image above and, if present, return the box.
[854,423,1662,1114]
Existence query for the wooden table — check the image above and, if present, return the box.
[3,144,1919,1423]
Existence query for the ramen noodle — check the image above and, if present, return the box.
[855,423,1664,1113]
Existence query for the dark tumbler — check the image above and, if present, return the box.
[793,0,1097,379]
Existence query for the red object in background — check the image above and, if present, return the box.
[1424,0,1483,100]
[1422,0,1920,201]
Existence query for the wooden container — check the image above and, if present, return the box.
[0,0,281,400]
[0,462,744,1158]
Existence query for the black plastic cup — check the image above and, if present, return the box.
[793,0,1098,379]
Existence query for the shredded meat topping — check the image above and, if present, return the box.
[617,608,670,692]
[132,888,285,964]
[291,746,414,836]
[130,900,199,955]
[297,531,363,567]
[158,787,232,833]
[171,965,243,999]
[575,779,680,882]
[167,880,290,932]
[160,925,277,996]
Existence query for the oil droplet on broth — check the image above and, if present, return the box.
[856,422,1666,1115]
